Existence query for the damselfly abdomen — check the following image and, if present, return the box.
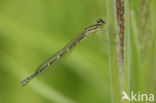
[21,19,105,86]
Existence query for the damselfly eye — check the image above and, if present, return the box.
[96,19,105,26]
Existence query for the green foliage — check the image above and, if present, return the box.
[0,0,155,103]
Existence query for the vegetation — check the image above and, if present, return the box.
[0,0,155,103]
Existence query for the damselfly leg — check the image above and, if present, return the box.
[97,24,120,45]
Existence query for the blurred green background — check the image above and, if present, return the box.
[0,0,155,103]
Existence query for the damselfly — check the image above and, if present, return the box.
[21,19,105,87]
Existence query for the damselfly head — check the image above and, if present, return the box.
[96,19,105,26]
